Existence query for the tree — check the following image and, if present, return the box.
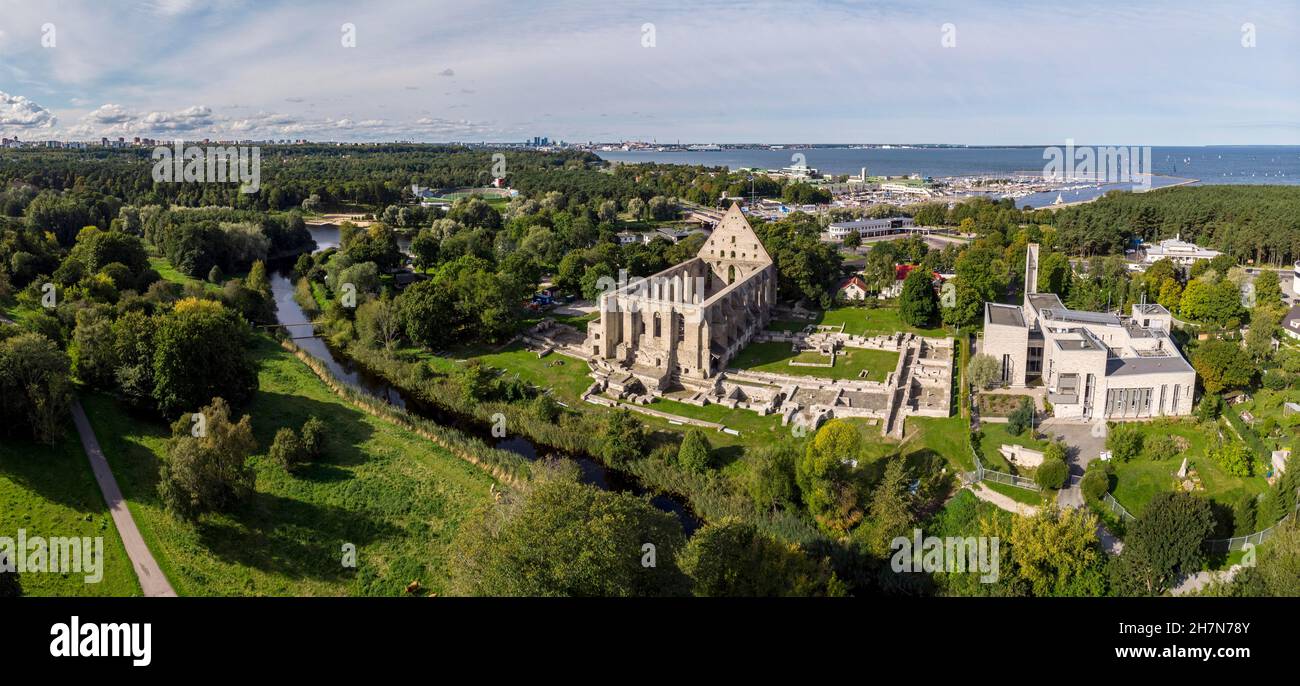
[70,306,118,389]
[449,473,689,596]
[355,298,402,351]
[898,268,938,327]
[1036,250,1071,295]
[1008,508,1105,596]
[745,444,798,511]
[300,416,326,461]
[677,429,712,473]
[1245,305,1281,361]
[269,427,306,470]
[1252,269,1283,310]
[1081,461,1111,501]
[1106,423,1144,462]
[410,230,440,271]
[1036,456,1069,490]
[678,519,843,597]
[1006,397,1034,436]
[0,332,73,445]
[598,410,646,468]
[151,298,257,416]
[966,353,1000,390]
[596,199,619,225]
[1192,339,1256,394]
[798,420,865,535]
[158,397,257,520]
[1232,518,1300,596]
[1112,492,1214,596]
[841,231,861,249]
[396,279,455,349]
[865,457,916,557]
[1196,393,1223,422]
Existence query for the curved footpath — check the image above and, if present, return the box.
[71,400,177,597]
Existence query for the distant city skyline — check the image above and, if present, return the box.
[0,0,1297,145]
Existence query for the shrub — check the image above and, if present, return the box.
[1207,441,1253,477]
[269,427,307,470]
[1036,457,1069,490]
[1106,423,1144,463]
[1006,397,1034,436]
[1196,393,1222,422]
[207,264,224,283]
[300,416,326,460]
[1081,463,1110,501]
[677,429,713,474]
[1143,434,1178,462]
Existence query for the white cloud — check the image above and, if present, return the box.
[0,91,56,129]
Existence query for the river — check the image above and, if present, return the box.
[268,230,701,533]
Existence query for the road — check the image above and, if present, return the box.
[71,401,177,597]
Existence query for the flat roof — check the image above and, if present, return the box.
[1027,293,1064,313]
[1041,307,1121,326]
[1135,303,1170,315]
[1105,355,1194,376]
[986,303,1025,327]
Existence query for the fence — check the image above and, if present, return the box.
[1203,504,1299,554]
[965,433,1041,492]
[1098,492,1136,522]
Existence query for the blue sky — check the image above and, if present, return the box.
[0,0,1296,144]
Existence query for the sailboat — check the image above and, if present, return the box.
[1053,192,1064,205]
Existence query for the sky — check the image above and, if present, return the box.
[0,0,1297,145]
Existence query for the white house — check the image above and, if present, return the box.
[1142,235,1222,266]
[983,244,1196,420]
[836,275,870,301]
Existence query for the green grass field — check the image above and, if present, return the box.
[729,341,899,382]
[471,343,595,403]
[0,430,141,596]
[79,336,497,596]
[768,305,949,338]
[903,415,972,472]
[1109,419,1269,516]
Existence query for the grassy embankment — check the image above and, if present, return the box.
[80,335,501,596]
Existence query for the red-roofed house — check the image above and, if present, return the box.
[836,275,871,301]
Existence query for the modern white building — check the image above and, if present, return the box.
[1142,235,1222,266]
[826,216,916,240]
[1292,261,1300,298]
[983,244,1196,420]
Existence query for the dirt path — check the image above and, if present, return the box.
[967,483,1039,516]
[71,401,177,597]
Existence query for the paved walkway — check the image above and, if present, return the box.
[71,400,177,597]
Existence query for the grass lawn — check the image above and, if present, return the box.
[984,480,1050,507]
[79,336,497,596]
[769,305,949,338]
[1109,420,1269,516]
[148,256,224,292]
[903,415,972,472]
[471,343,594,403]
[976,422,1048,473]
[729,341,899,382]
[0,430,141,596]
